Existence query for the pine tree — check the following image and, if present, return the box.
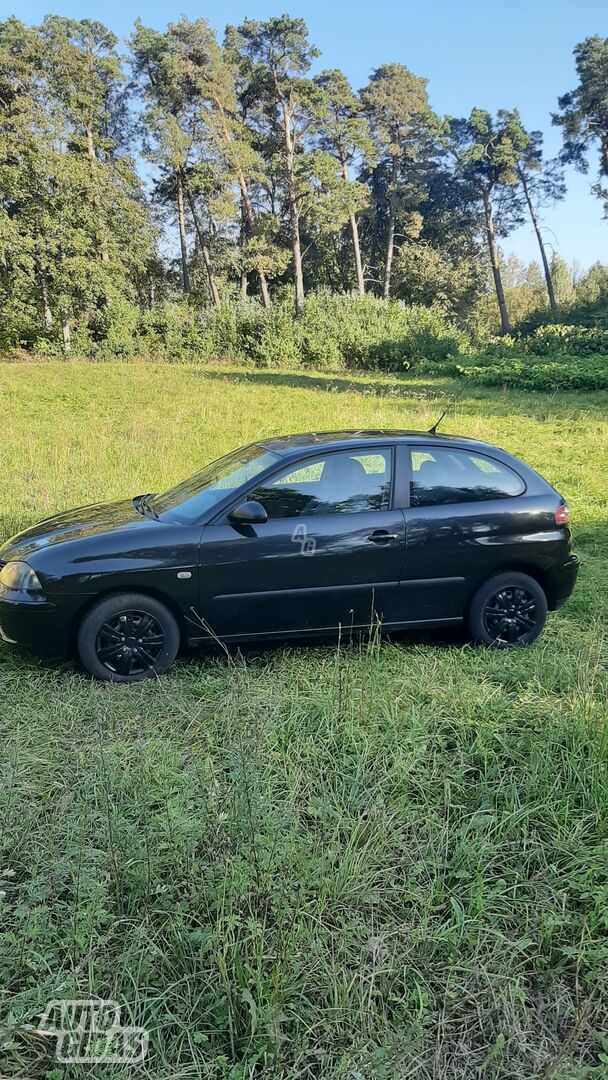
[554,36,608,213]
[361,64,436,299]
[130,20,222,303]
[229,16,319,316]
[313,70,373,294]
[448,109,529,334]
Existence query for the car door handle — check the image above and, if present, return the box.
[367,530,400,543]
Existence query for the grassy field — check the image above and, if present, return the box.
[0,361,607,1079]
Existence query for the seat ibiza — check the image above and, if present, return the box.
[0,431,579,682]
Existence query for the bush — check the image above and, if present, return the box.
[136,302,212,360]
[224,293,467,370]
[518,296,608,334]
[14,291,469,370]
[88,296,142,357]
[523,324,608,358]
[418,351,608,392]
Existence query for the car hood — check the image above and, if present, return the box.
[0,499,149,563]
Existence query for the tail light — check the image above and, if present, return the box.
[555,504,570,525]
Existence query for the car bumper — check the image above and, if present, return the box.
[546,553,580,609]
[0,589,72,657]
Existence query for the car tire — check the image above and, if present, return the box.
[468,571,548,649]
[77,592,180,683]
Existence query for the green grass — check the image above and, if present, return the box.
[0,361,607,1079]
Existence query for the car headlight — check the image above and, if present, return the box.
[0,561,43,592]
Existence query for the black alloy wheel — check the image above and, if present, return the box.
[482,586,538,645]
[468,571,548,649]
[95,609,166,677]
[77,592,180,682]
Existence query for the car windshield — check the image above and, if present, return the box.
[151,444,281,524]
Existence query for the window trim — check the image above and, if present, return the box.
[212,444,397,524]
[406,444,527,508]
[395,444,411,509]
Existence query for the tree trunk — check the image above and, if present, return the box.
[349,214,365,296]
[341,157,365,295]
[291,192,306,315]
[175,170,191,294]
[184,184,220,306]
[519,168,556,311]
[279,101,305,318]
[35,237,53,330]
[239,199,248,298]
[482,189,511,335]
[85,124,109,264]
[289,189,305,318]
[60,311,71,354]
[383,155,398,300]
[41,273,53,331]
[85,125,95,162]
[236,172,271,309]
[369,165,383,282]
[214,102,271,309]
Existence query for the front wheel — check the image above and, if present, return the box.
[77,592,180,682]
[468,572,547,649]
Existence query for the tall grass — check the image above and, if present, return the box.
[0,362,607,1078]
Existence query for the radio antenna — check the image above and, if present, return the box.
[427,379,468,435]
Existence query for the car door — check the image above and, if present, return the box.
[397,443,527,623]
[197,446,406,639]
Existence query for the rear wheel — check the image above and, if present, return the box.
[77,592,180,682]
[468,572,547,648]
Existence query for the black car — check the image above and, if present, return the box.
[0,431,579,682]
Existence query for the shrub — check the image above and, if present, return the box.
[15,291,469,370]
[192,292,468,370]
[325,295,468,368]
[88,296,142,358]
[523,324,608,358]
[258,293,467,370]
[137,302,210,360]
[419,351,608,392]
[518,296,608,334]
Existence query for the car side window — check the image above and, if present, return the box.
[250,450,392,519]
[410,448,524,507]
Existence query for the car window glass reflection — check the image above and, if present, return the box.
[153,446,281,524]
[251,450,392,519]
[410,448,524,507]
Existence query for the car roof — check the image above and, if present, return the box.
[259,430,502,456]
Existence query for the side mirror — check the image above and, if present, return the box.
[228,499,268,525]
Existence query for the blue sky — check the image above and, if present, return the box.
[9,0,608,269]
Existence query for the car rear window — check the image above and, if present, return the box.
[410,448,525,507]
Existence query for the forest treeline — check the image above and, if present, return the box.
[2,14,608,359]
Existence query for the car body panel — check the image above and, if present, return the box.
[400,495,572,621]
[197,509,406,638]
[2,500,142,558]
[0,502,201,654]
